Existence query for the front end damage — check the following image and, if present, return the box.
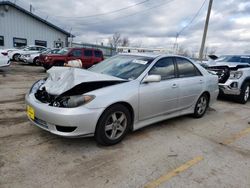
[25,67,127,137]
[207,65,248,95]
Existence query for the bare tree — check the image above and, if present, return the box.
[108,32,122,49]
[121,37,130,47]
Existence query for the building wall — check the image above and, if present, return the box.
[0,5,68,49]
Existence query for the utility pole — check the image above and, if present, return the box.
[199,0,213,60]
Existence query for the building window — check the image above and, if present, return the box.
[13,37,27,47]
[0,36,4,46]
[35,40,47,47]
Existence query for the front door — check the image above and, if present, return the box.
[139,57,179,120]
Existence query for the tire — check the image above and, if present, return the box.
[13,54,20,61]
[33,57,40,66]
[95,104,132,146]
[193,93,209,118]
[236,83,249,104]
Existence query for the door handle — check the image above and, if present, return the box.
[172,83,178,88]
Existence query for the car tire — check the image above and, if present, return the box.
[193,93,209,118]
[33,57,40,66]
[236,83,249,104]
[13,54,20,61]
[95,104,132,146]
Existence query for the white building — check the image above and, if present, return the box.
[0,1,71,49]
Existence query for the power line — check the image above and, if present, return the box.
[72,0,174,26]
[178,0,207,35]
[173,0,207,52]
[56,0,150,19]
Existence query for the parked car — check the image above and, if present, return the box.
[206,55,250,104]
[41,47,104,70]
[8,45,47,61]
[19,48,60,65]
[26,54,218,145]
[0,50,11,67]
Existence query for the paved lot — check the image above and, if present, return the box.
[1,63,250,188]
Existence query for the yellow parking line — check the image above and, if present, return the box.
[144,156,204,188]
[221,127,250,145]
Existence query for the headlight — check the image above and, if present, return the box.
[52,95,95,108]
[229,71,243,79]
[29,79,46,94]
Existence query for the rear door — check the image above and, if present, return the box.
[139,57,179,120]
[83,49,94,68]
[175,57,204,110]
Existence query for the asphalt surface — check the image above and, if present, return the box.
[0,63,250,188]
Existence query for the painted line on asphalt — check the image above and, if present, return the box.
[144,156,204,188]
[220,127,250,145]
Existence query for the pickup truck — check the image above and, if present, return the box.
[206,55,250,104]
[41,47,104,70]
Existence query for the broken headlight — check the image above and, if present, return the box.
[229,71,243,79]
[52,95,95,108]
[29,79,46,94]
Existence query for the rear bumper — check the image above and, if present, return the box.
[25,94,105,137]
[0,59,11,67]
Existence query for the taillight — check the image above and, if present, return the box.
[1,52,8,56]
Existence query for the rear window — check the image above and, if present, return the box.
[94,50,102,58]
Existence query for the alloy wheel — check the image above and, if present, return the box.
[197,96,207,115]
[244,86,249,102]
[104,111,127,140]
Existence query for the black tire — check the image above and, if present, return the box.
[95,104,132,146]
[33,57,40,66]
[236,83,249,104]
[193,93,209,118]
[13,54,20,61]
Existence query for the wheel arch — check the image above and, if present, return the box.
[96,101,135,132]
[241,77,250,89]
[201,91,211,104]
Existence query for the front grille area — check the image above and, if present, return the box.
[207,66,230,83]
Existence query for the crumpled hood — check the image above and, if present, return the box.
[44,67,125,95]
[208,61,250,68]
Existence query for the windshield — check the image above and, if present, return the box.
[57,48,70,55]
[89,55,154,80]
[216,55,250,63]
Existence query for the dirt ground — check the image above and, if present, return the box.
[1,63,250,188]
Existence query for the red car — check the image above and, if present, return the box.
[41,48,104,70]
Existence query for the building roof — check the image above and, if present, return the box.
[0,1,73,37]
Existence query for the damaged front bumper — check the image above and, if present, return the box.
[25,93,105,137]
[219,81,241,95]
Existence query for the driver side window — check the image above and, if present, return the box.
[149,58,176,80]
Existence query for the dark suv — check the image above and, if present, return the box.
[41,48,104,70]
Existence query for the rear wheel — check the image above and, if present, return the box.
[95,104,131,146]
[193,93,209,118]
[236,83,249,104]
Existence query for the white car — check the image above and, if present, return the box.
[0,50,11,67]
[8,45,47,61]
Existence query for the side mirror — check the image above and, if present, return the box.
[142,75,161,83]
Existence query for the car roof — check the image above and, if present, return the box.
[118,53,191,60]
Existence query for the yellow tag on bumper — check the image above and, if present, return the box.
[27,105,35,120]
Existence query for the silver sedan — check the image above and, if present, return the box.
[25,54,219,145]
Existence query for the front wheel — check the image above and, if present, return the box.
[95,104,131,146]
[193,93,209,118]
[236,83,249,104]
[13,54,20,61]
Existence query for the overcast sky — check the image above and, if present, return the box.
[18,0,250,54]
